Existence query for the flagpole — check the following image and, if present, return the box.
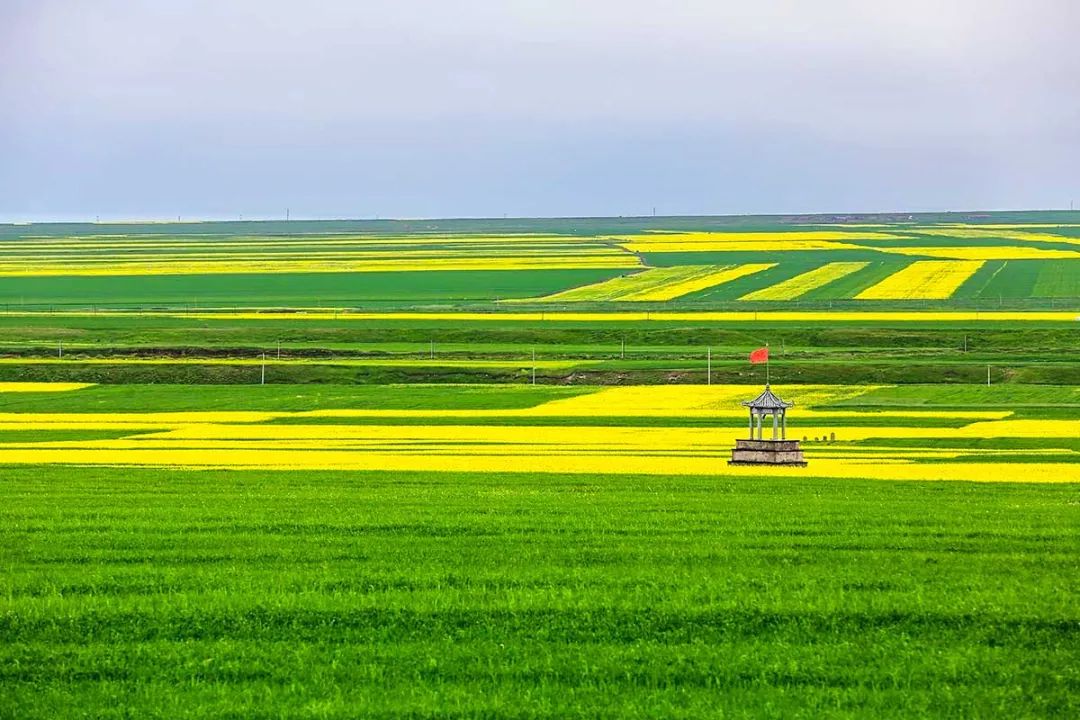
[766,342,770,386]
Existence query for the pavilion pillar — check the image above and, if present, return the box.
[772,412,778,440]
[782,410,787,440]
[748,411,754,439]
[755,412,762,440]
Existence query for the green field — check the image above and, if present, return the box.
[1,211,1077,310]
[2,467,1078,718]
[1,211,1078,717]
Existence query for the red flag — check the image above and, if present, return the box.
[749,346,769,364]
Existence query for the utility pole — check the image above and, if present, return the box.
[58,340,63,358]
[430,340,434,360]
[277,340,281,359]
[531,347,536,386]
[621,337,625,360]
[987,365,991,386]
[261,353,266,385]
[707,346,711,386]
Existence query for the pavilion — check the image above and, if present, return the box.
[728,385,808,466]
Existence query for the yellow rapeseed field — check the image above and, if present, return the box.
[739,262,870,301]
[0,445,1069,483]
[874,246,1080,260]
[535,264,775,302]
[619,264,775,301]
[855,261,985,300]
[630,230,902,242]
[0,385,1074,482]
[538,266,720,302]
[910,227,1080,247]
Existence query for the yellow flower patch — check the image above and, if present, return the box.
[740,262,870,301]
[855,261,985,300]
[535,264,776,302]
[874,246,1080,260]
[0,383,94,393]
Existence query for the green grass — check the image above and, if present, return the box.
[0,428,144,442]
[1033,261,1080,298]
[0,384,593,413]
[974,261,1041,300]
[0,466,1077,718]
[821,384,1080,408]
[0,269,625,309]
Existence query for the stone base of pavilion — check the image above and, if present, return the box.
[728,438,808,467]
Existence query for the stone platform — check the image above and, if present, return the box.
[728,438,807,467]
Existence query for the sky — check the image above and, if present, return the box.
[2,0,1078,222]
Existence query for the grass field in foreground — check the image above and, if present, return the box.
[1,467,1077,718]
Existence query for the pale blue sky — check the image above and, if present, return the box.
[2,0,1077,222]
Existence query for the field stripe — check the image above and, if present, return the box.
[536,264,775,302]
[855,261,986,300]
[0,256,642,277]
[617,264,775,301]
[740,262,870,301]
[0,310,1074,322]
[538,266,719,302]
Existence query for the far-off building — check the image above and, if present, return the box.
[728,385,807,467]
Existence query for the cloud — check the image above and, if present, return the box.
[2,0,1078,219]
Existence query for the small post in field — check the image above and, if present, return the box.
[707,346,711,386]
[58,340,63,358]
[531,347,536,386]
[430,340,434,360]
[261,353,266,385]
[987,365,991,386]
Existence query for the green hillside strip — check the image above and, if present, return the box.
[0,269,627,308]
[821,384,1080,408]
[0,429,149,442]
[952,260,1008,299]
[1033,260,1080,298]
[0,384,595,413]
[975,260,1041,300]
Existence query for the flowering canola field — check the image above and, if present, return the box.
[2,220,1076,307]
[1,384,1074,483]
[739,262,870,301]
[537,264,775,302]
[0,233,641,276]
[855,261,986,300]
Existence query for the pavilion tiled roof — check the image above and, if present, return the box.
[741,385,795,409]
